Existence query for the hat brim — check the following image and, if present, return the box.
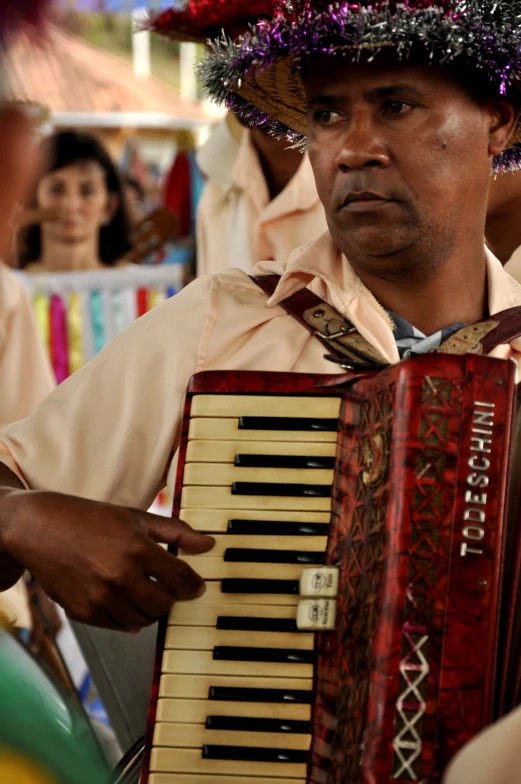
[201,2,521,170]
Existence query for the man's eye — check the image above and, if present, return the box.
[383,101,413,116]
[314,110,343,126]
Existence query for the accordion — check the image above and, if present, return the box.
[141,352,521,784]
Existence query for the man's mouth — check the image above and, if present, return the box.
[341,191,394,213]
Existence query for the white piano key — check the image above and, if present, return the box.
[162,651,313,679]
[188,417,338,443]
[164,627,314,651]
[150,748,307,778]
[181,486,332,512]
[191,395,341,419]
[178,581,300,606]
[179,508,331,533]
[156,699,311,723]
[159,674,312,700]
[185,440,337,463]
[183,463,334,486]
[168,604,297,627]
[178,557,304,581]
[180,535,327,558]
[153,723,311,750]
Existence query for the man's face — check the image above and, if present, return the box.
[304,55,507,276]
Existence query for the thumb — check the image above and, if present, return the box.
[143,513,215,554]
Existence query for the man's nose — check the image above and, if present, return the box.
[335,113,390,171]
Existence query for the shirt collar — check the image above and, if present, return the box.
[233,131,321,220]
[196,116,241,199]
[255,233,521,363]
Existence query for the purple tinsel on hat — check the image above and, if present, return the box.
[199,0,521,170]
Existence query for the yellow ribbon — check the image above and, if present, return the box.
[32,293,50,356]
[147,288,165,312]
[66,292,84,374]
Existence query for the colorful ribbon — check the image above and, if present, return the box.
[90,290,105,356]
[111,289,126,336]
[49,295,69,384]
[147,288,165,312]
[31,283,177,384]
[32,293,50,356]
[136,288,148,318]
[66,292,84,374]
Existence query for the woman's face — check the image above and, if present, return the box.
[37,160,115,245]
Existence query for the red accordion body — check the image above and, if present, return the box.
[142,353,521,784]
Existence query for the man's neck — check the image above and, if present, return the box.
[250,130,303,200]
[39,238,105,273]
[486,198,521,265]
[350,244,489,335]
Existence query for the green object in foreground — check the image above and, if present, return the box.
[0,627,112,784]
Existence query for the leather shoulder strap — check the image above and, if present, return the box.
[250,273,388,369]
[438,306,521,355]
[251,276,521,362]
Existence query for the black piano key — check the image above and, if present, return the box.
[227,519,330,536]
[216,616,298,633]
[232,482,331,497]
[221,578,299,594]
[239,416,338,432]
[206,716,311,734]
[202,745,308,763]
[213,647,315,665]
[234,454,335,469]
[208,686,312,703]
[224,548,325,565]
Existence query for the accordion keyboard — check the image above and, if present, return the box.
[149,393,341,784]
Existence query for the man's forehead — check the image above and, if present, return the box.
[302,52,457,98]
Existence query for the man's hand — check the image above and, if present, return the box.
[0,490,214,631]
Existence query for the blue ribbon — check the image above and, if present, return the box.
[90,290,105,355]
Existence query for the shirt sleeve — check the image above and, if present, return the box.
[443,705,521,784]
[0,272,55,429]
[0,277,214,510]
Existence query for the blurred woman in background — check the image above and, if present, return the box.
[18,130,132,273]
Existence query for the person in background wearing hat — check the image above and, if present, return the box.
[149,0,328,275]
[486,169,521,278]
[0,0,521,777]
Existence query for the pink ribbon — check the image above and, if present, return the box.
[50,294,70,384]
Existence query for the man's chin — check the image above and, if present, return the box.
[334,231,413,262]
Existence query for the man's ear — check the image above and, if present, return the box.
[488,99,519,158]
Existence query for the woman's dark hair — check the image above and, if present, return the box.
[18,130,133,268]
[123,174,146,204]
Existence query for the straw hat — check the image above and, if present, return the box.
[147,0,280,44]
[200,0,521,170]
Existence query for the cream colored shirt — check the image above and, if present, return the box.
[444,704,521,784]
[1,233,520,511]
[196,119,328,275]
[0,263,55,629]
[505,243,521,281]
